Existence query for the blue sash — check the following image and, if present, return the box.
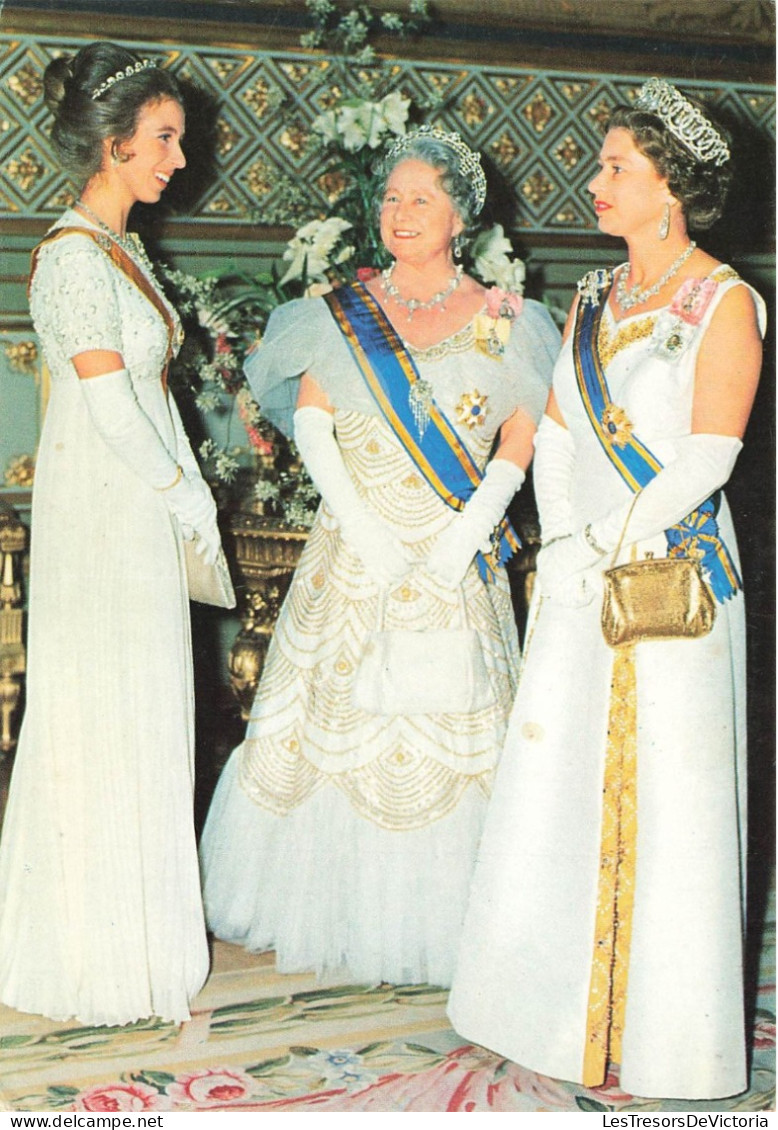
[573,270,740,603]
[324,282,520,584]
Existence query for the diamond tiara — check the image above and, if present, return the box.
[92,59,157,101]
[383,125,487,215]
[633,78,730,167]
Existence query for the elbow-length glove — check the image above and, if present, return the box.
[426,458,526,589]
[293,405,411,586]
[533,414,576,544]
[537,432,743,598]
[80,367,221,564]
[531,415,592,606]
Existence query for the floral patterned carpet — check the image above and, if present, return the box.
[0,892,773,1114]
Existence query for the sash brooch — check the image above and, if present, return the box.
[474,287,524,357]
[577,268,612,308]
[653,278,718,360]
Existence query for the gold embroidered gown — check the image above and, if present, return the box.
[199,293,559,987]
[448,268,767,1099]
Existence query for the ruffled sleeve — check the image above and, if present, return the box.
[244,297,359,437]
[503,298,561,423]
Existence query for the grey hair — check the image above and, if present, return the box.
[373,135,478,230]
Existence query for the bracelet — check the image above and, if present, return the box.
[541,533,572,550]
[155,465,183,492]
[583,523,608,556]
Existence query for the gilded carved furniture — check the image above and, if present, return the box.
[227,511,307,718]
[0,502,27,756]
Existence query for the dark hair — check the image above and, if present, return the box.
[44,41,184,187]
[605,100,732,231]
[373,135,479,232]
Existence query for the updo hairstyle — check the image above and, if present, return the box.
[373,134,479,231]
[606,99,732,230]
[43,41,183,187]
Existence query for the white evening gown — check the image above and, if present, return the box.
[448,267,767,1099]
[200,293,560,987]
[0,211,209,1026]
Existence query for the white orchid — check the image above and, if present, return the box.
[471,224,526,294]
[280,217,355,284]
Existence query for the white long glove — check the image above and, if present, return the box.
[169,392,205,480]
[538,433,742,593]
[426,458,525,589]
[533,414,576,543]
[293,405,411,586]
[167,393,223,564]
[80,368,221,564]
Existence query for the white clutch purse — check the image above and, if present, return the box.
[351,578,494,716]
[183,536,236,609]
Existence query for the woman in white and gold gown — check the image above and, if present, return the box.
[200,128,560,987]
[448,81,766,1100]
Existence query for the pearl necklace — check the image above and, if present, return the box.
[75,200,157,276]
[381,262,463,321]
[616,241,696,311]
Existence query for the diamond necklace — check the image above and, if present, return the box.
[75,199,157,275]
[616,241,696,311]
[381,261,464,322]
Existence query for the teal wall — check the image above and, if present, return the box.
[1,20,774,698]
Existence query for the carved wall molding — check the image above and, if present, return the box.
[0,23,773,239]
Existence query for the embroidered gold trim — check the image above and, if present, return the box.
[597,314,656,367]
[582,644,638,1086]
[710,265,740,283]
[406,324,475,363]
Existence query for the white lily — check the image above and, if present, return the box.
[471,224,526,294]
[280,217,354,284]
[312,108,340,144]
[379,91,411,136]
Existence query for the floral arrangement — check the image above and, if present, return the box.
[3,454,35,488]
[163,0,528,529]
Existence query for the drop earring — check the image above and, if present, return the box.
[453,234,462,260]
[658,202,671,241]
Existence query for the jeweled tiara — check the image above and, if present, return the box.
[384,125,487,215]
[92,59,157,101]
[634,78,731,167]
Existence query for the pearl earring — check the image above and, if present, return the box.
[453,235,463,260]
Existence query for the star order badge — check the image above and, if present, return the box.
[601,403,633,448]
[456,389,489,429]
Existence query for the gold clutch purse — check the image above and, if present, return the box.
[601,495,715,648]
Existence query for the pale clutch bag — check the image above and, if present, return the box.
[351,576,494,716]
[184,536,236,609]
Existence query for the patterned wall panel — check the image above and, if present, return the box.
[1,30,774,234]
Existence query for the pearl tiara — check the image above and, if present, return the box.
[633,78,730,167]
[92,59,157,101]
[384,125,487,215]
